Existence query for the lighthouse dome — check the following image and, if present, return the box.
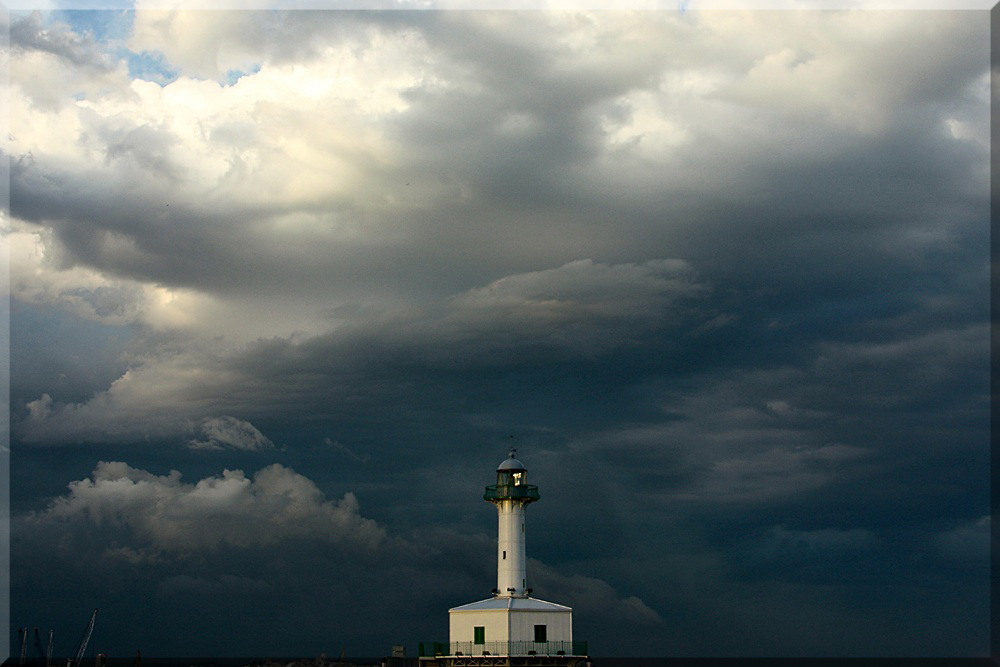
[497,450,526,472]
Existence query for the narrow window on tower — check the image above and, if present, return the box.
[474,627,485,645]
[521,523,524,533]
[503,550,506,559]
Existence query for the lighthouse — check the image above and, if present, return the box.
[489,450,537,597]
[419,451,588,667]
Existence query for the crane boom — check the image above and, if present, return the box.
[34,629,45,665]
[67,609,98,667]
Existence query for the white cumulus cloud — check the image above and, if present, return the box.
[32,461,386,554]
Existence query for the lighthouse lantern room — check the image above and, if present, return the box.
[419,451,589,667]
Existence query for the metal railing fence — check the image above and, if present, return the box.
[418,641,587,658]
[482,485,540,502]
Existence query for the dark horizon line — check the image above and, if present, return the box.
[3,658,993,666]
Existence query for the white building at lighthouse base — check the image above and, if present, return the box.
[449,597,574,656]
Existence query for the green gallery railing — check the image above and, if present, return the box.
[483,484,540,502]
[418,641,587,658]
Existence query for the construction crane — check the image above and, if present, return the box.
[33,629,46,666]
[66,609,98,667]
[18,628,28,665]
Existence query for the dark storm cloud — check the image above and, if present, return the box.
[10,301,132,407]
[8,11,988,339]
[14,257,714,445]
[12,11,985,296]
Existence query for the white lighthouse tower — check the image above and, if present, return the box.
[420,451,588,667]
[492,450,535,597]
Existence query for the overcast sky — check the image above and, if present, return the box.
[5,3,991,659]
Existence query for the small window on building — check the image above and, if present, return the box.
[534,625,546,643]
[474,627,485,645]
[503,550,506,559]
